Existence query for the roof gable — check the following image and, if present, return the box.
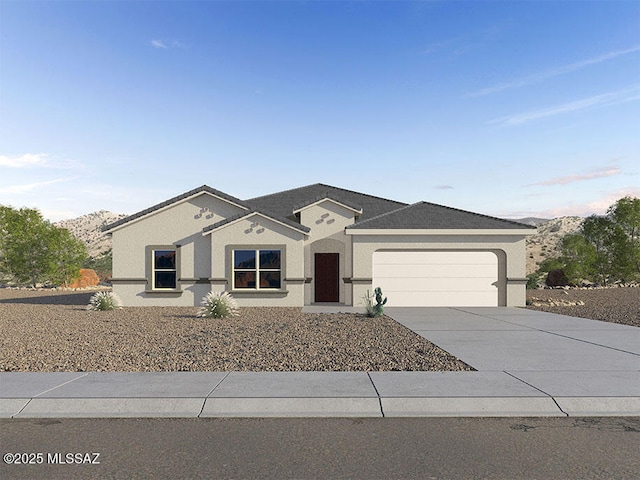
[246,183,406,221]
[347,201,536,230]
[103,185,249,232]
[292,196,363,215]
[203,209,310,235]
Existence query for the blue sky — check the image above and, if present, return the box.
[1,0,639,221]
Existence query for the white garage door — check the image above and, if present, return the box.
[372,251,498,307]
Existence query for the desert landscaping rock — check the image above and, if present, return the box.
[527,286,639,327]
[0,289,472,372]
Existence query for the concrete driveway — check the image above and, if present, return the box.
[385,307,640,415]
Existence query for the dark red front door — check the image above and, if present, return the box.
[315,253,339,302]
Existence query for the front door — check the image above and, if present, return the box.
[314,253,339,302]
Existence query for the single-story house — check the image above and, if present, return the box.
[103,184,535,307]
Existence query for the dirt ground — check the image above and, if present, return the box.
[526,286,639,327]
[0,288,472,372]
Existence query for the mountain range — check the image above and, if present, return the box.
[56,211,583,275]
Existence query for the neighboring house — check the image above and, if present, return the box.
[103,184,535,307]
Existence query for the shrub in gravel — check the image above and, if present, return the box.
[87,291,122,311]
[363,288,387,317]
[197,291,239,318]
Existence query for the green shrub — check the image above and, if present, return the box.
[526,273,542,290]
[197,291,239,318]
[87,291,122,311]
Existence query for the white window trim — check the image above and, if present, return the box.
[232,249,282,290]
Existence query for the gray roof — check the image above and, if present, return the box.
[102,185,249,232]
[347,202,536,230]
[292,194,363,214]
[203,209,311,234]
[103,183,534,234]
[247,183,406,221]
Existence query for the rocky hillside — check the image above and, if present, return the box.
[55,211,127,258]
[524,216,583,275]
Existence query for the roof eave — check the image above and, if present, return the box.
[292,197,363,215]
[345,228,536,236]
[203,211,310,236]
[102,187,249,233]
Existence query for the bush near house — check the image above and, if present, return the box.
[87,291,123,311]
[82,250,113,283]
[197,291,240,318]
[69,269,101,288]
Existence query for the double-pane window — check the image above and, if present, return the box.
[234,249,281,289]
[153,249,177,289]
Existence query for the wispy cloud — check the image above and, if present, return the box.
[151,39,186,49]
[499,187,640,218]
[528,167,621,187]
[0,178,71,194]
[0,153,80,169]
[0,153,49,168]
[151,39,168,49]
[488,86,640,127]
[468,45,640,97]
[537,187,640,217]
[434,185,454,190]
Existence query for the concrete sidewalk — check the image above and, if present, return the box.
[1,308,639,418]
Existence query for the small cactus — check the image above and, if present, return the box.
[373,287,387,317]
[364,287,388,317]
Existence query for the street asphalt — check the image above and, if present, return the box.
[1,307,638,417]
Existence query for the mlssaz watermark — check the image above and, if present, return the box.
[3,452,100,465]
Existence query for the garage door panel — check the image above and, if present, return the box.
[374,263,497,278]
[375,277,496,293]
[383,290,498,307]
[372,251,499,307]
[373,251,497,265]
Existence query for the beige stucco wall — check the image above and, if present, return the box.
[110,193,245,306]
[206,213,306,306]
[348,233,528,307]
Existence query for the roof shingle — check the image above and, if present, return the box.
[246,183,406,221]
[347,201,536,230]
[102,185,249,231]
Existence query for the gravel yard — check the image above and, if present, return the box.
[0,289,472,372]
[526,286,639,327]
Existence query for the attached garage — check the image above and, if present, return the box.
[372,251,499,307]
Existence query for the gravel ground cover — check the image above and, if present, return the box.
[526,286,639,327]
[0,289,472,372]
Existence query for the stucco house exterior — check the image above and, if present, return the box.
[103,184,535,307]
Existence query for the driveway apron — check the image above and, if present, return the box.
[385,307,640,416]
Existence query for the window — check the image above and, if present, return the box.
[233,249,281,289]
[152,249,177,289]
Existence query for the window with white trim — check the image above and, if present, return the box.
[233,249,281,289]
[152,249,177,289]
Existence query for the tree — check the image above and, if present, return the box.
[539,196,640,285]
[82,249,113,283]
[580,215,622,285]
[0,206,87,287]
[559,233,596,282]
[608,196,640,279]
[48,227,88,286]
